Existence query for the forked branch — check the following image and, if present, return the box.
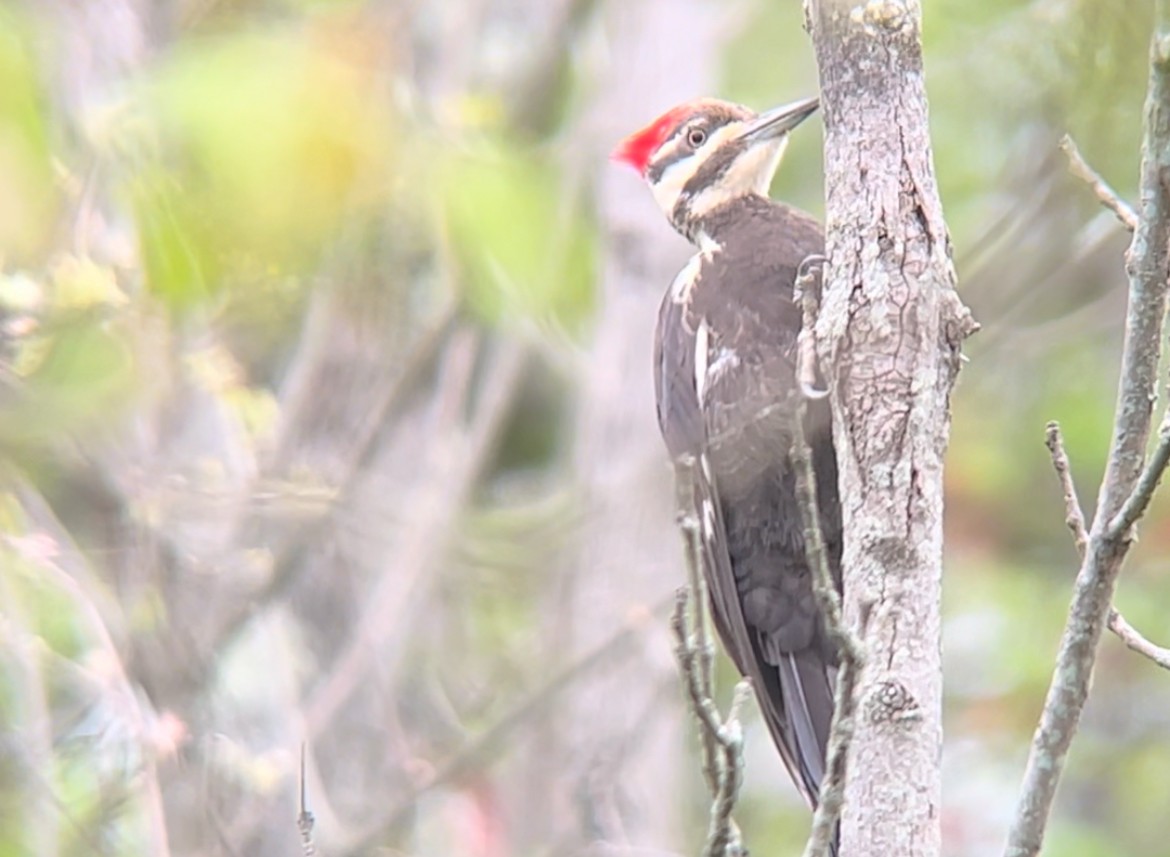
[1009,20,1170,847]
[1045,422,1170,675]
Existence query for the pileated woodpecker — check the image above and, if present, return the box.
[613,97,841,847]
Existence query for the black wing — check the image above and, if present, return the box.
[653,277,835,810]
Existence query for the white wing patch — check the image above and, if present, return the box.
[695,321,739,406]
[707,346,740,387]
[670,237,722,304]
[701,497,717,539]
[698,452,717,539]
[669,253,702,302]
[694,319,710,402]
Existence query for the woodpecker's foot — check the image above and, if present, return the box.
[795,254,830,400]
[794,253,827,302]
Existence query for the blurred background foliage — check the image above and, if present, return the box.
[0,0,1167,855]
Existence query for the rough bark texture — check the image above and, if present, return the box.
[806,2,976,855]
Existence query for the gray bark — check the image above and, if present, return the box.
[806,2,976,855]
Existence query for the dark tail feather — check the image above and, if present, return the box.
[778,649,839,856]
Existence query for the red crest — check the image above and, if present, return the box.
[611,103,697,174]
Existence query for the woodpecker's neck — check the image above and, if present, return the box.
[677,192,782,247]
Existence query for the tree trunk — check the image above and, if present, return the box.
[805,2,976,855]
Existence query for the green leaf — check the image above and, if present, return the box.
[0,7,57,263]
[440,138,596,334]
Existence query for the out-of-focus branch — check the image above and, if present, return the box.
[303,334,524,737]
[207,300,460,668]
[225,329,523,851]
[342,592,668,855]
[297,744,318,857]
[1060,135,1138,232]
[506,0,602,137]
[10,481,173,857]
[1006,8,1170,855]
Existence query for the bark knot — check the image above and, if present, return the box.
[849,0,916,35]
[865,679,921,723]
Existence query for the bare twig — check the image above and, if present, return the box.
[674,516,723,797]
[297,743,317,857]
[1108,609,1170,670]
[1044,422,1089,555]
[710,680,751,856]
[787,390,865,857]
[789,250,866,857]
[1045,422,1170,674]
[670,580,750,857]
[802,634,863,857]
[787,396,863,665]
[1006,9,1170,855]
[1060,135,1139,232]
[1108,408,1170,538]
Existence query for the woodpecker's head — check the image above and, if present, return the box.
[612,96,818,239]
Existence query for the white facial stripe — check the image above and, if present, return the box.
[685,136,789,221]
[649,121,746,219]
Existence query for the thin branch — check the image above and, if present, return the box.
[1060,134,1139,232]
[1108,407,1170,538]
[1006,9,1170,856]
[674,517,724,798]
[802,646,862,857]
[1108,609,1170,670]
[710,680,751,856]
[789,404,862,661]
[789,257,865,857]
[670,580,750,857]
[788,389,865,857]
[297,743,318,857]
[1044,422,1089,555]
[1045,421,1170,675]
[670,588,731,778]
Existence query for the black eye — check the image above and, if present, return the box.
[687,127,707,148]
